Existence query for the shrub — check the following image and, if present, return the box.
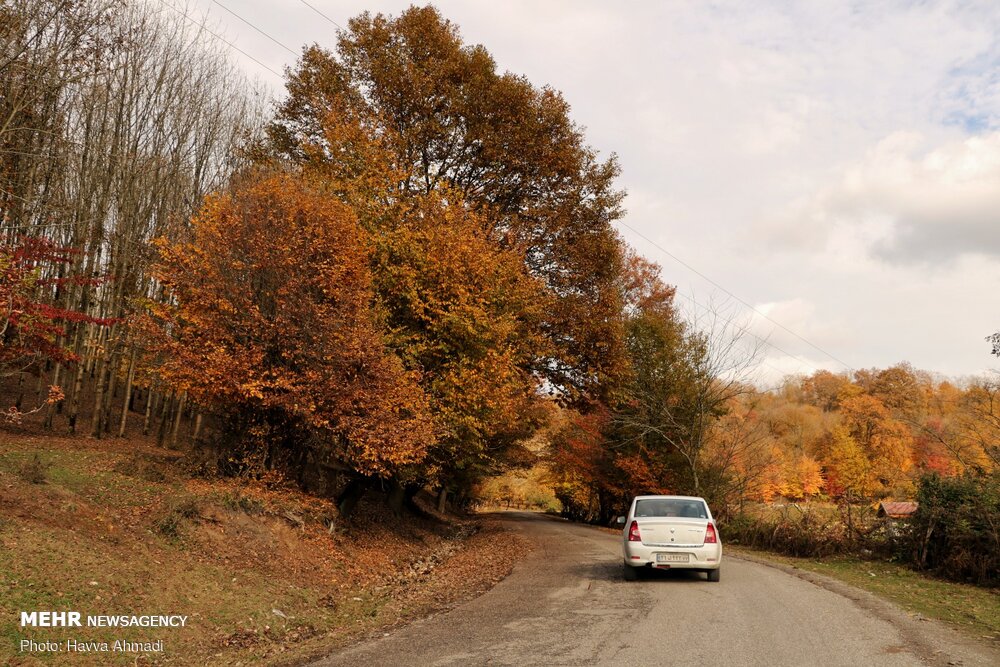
[221,492,264,515]
[172,497,201,519]
[140,462,167,483]
[720,510,853,558]
[156,513,182,538]
[908,472,1000,587]
[19,454,48,484]
[155,497,201,539]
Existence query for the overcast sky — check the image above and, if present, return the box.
[180,0,1000,385]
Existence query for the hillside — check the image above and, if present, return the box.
[0,430,530,665]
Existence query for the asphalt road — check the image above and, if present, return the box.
[314,512,999,667]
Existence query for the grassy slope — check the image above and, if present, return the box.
[728,546,1000,641]
[0,432,529,665]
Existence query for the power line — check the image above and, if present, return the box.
[671,286,824,377]
[211,1,298,56]
[155,0,282,78]
[618,220,854,372]
[297,0,345,30]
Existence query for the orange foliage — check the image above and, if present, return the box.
[823,426,875,498]
[269,6,628,402]
[375,195,548,474]
[148,171,434,477]
[838,394,913,493]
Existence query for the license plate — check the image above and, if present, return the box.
[657,553,689,563]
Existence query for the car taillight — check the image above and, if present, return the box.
[628,520,641,542]
[705,522,718,544]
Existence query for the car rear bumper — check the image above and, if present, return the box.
[623,541,722,570]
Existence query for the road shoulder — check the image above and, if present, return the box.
[728,549,1000,667]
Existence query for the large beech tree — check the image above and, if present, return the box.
[376,194,550,497]
[267,5,627,403]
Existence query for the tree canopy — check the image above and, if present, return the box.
[266,5,627,403]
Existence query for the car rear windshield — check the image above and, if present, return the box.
[634,499,708,519]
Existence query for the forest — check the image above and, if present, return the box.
[1,0,625,513]
[1,1,997,586]
[546,363,999,523]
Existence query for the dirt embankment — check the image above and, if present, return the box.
[0,431,531,665]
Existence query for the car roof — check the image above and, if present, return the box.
[632,495,707,502]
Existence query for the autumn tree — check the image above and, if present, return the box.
[0,237,111,420]
[702,395,776,509]
[869,363,928,421]
[250,5,634,505]
[1,239,79,374]
[759,397,831,460]
[801,370,852,412]
[375,193,551,506]
[952,378,1000,470]
[549,253,763,514]
[547,404,636,523]
[823,426,876,498]
[612,297,763,497]
[543,254,680,521]
[784,453,824,500]
[266,5,627,403]
[838,394,914,495]
[148,171,434,481]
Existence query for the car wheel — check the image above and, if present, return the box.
[707,568,720,582]
[623,562,639,581]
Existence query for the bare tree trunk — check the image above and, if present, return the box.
[43,362,62,428]
[192,411,203,443]
[437,487,447,513]
[86,325,103,377]
[169,392,186,449]
[117,346,137,437]
[156,392,177,447]
[156,392,172,446]
[90,329,112,438]
[102,346,118,434]
[142,384,155,435]
[15,372,24,409]
[68,325,94,434]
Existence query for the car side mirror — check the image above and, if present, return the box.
[615,515,626,526]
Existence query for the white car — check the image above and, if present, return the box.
[619,495,722,582]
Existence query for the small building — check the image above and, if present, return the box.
[876,501,918,519]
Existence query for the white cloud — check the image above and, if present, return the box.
[762,131,1000,263]
[749,298,854,355]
